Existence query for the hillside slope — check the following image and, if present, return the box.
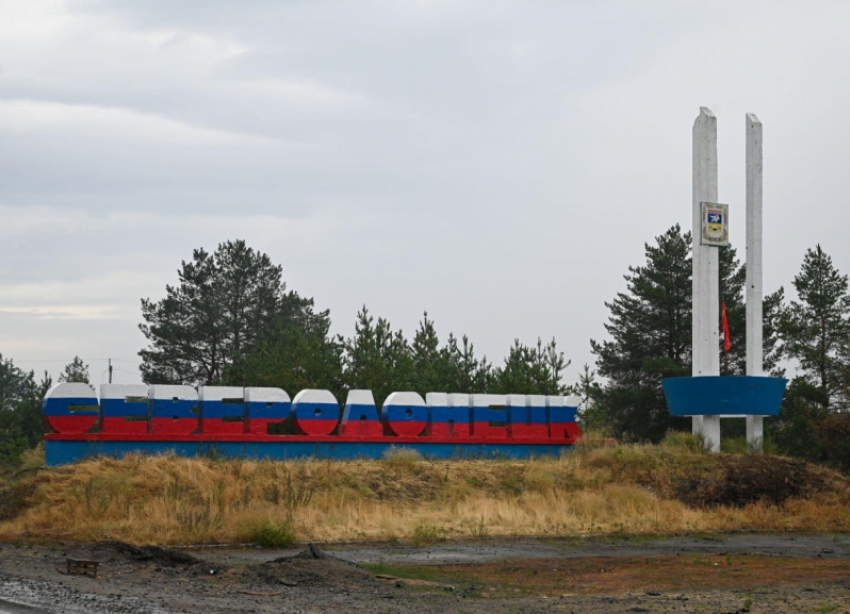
[1,443,848,545]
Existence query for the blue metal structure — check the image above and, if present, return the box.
[662,375,786,416]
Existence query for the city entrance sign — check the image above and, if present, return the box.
[42,382,582,465]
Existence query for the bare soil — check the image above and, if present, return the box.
[1,534,849,614]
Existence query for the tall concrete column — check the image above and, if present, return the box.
[746,113,764,450]
[692,107,721,451]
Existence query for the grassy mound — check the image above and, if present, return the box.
[1,441,848,545]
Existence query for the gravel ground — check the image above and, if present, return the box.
[0,535,848,614]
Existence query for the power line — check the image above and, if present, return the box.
[11,359,80,363]
[13,357,142,364]
[110,368,140,376]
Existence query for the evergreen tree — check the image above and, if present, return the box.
[772,377,829,461]
[58,356,90,384]
[571,364,601,408]
[719,244,747,375]
[569,364,606,432]
[440,333,494,393]
[762,287,787,377]
[410,312,446,397]
[591,224,777,442]
[492,338,570,395]
[541,338,571,395]
[0,354,31,414]
[778,245,850,410]
[719,248,785,376]
[341,307,413,407]
[0,354,52,463]
[591,225,693,442]
[237,298,343,398]
[139,240,308,385]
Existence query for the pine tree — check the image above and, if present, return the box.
[492,338,570,395]
[591,225,693,442]
[341,307,413,407]
[139,240,307,385]
[541,338,571,395]
[0,354,52,463]
[762,287,786,377]
[568,364,606,432]
[410,312,446,397]
[719,244,747,375]
[58,356,90,384]
[717,244,785,376]
[440,333,494,393]
[591,224,780,442]
[238,298,343,397]
[779,245,850,410]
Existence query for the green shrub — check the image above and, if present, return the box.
[249,520,297,548]
[410,522,444,546]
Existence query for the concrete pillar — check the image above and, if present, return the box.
[746,113,764,450]
[692,107,721,451]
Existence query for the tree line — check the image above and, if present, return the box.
[3,231,850,472]
[138,240,572,404]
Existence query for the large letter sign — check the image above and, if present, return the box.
[245,387,290,435]
[149,385,199,436]
[292,389,341,436]
[340,390,383,437]
[43,383,99,435]
[42,383,583,466]
[382,392,428,437]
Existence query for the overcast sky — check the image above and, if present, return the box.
[2,0,849,388]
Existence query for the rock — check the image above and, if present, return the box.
[308,543,327,559]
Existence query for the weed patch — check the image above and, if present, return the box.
[247,520,297,548]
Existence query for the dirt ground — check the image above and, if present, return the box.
[0,534,849,614]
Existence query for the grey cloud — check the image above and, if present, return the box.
[3,0,850,383]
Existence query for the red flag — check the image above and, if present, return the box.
[721,299,731,353]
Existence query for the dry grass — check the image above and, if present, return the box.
[1,443,848,545]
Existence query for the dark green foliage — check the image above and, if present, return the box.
[591,225,694,442]
[340,307,415,407]
[762,287,786,377]
[236,298,343,398]
[491,338,570,395]
[410,313,444,397]
[809,412,850,473]
[58,355,90,384]
[140,240,308,386]
[340,310,572,402]
[0,354,52,464]
[770,373,850,473]
[439,333,495,393]
[778,245,850,410]
[719,243,747,375]
[771,377,830,461]
[570,364,606,433]
[768,245,850,472]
